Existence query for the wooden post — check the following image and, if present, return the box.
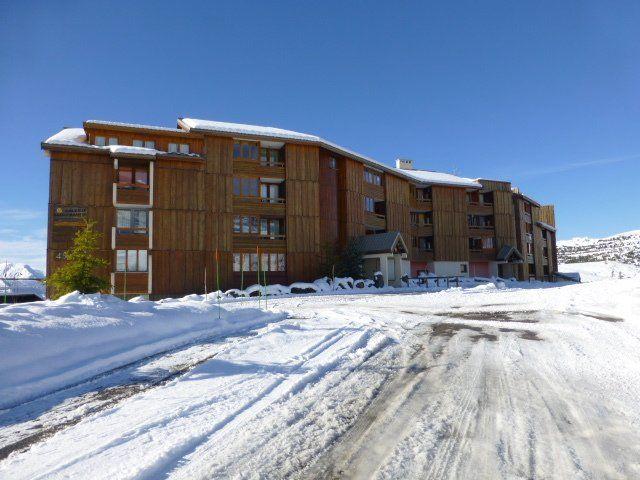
[204,266,207,301]
[256,246,261,309]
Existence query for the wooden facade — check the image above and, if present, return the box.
[43,119,559,298]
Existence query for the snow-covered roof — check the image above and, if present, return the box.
[395,169,482,188]
[44,128,87,147]
[43,128,200,159]
[44,119,481,188]
[85,120,185,133]
[179,118,320,142]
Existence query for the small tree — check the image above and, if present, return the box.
[318,241,340,279]
[47,220,110,298]
[318,239,364,280]
[336,238,364,279]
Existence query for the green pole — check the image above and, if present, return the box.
[216,249,221,320]
[256,247,261,309]
[263,266,268,310]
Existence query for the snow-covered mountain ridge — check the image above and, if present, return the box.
[557,230,640,266]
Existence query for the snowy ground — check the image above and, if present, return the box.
[1,279,639,479]
[559,260,640,282]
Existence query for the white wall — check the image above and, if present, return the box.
[433,261,469,277]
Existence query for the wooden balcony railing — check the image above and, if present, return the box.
[234,196,286,205]
[116,184,150,205]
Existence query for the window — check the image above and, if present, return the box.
[233,141,259,160]
[364,170,382,185]
[364,196,375,212]
[468,215,494,228]
[415,236,433,251]
[108,137,118,146]
[117,209,148,233]
[260,183,281,202]
[524,202,532,214]
[116,250,148,272]
[482,237,495,249]
[460,264,468,273]
[118,167,149,187]
[467,192,480,204]
[415,187,432,201]
[481,192,494,205]
[233,178,260,197]
[168,142,189,153]
[260,148,281,166]
[232,252,286,272]
[328,157,336,169]
[411,211,432,226]
[233,215,259,234]
[469,237,483,250]
[95,136,106,146]
[134,139,155,149]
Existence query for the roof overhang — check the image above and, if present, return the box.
[536,221,556,232]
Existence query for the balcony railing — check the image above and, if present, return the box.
[527,253,535,263]
[115,183,150,205]
[468,224,494,229]
[234,196,286,205]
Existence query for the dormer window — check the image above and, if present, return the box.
[179,143,189,154]
[108,137,118,146]
[95,136,106,146]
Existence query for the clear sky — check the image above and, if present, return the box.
[1,0,639,270]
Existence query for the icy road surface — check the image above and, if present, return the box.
[1,279,639,479]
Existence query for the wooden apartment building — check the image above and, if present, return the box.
[42,118,558,298]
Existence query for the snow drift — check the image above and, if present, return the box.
[0,292,284,409]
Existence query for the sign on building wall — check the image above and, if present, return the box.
[53,205,88,226]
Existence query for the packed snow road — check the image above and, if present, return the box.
[1,279,639,479]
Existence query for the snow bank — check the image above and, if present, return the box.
[0,292,283,409]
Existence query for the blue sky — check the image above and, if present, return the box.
[1,0,639,270]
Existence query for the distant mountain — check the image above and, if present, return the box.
[0,262,45,279]
[0,262,46,301]
[557,230,640,266]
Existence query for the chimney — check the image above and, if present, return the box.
[396,158,414,170]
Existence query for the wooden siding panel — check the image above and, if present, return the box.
[432,186,469,261]
[285,144,320,281]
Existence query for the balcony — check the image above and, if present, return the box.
[115,183,150,206]
[233,233,286,249]
[233,159,285,177]
[115,228,149,249]
[233,196,286,215]
[527,254,535,264]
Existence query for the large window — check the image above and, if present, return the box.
[364,170,382,185]
[468,214,494,228]
[364,196,375,212]
[118,167,149,187]
[233,178,260,197]
[116,250,148,272]
[232,252,286,272]
[117,209,148,233]
[95,136,106,146]
[233,141,259,160]
[233,216,285,238]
